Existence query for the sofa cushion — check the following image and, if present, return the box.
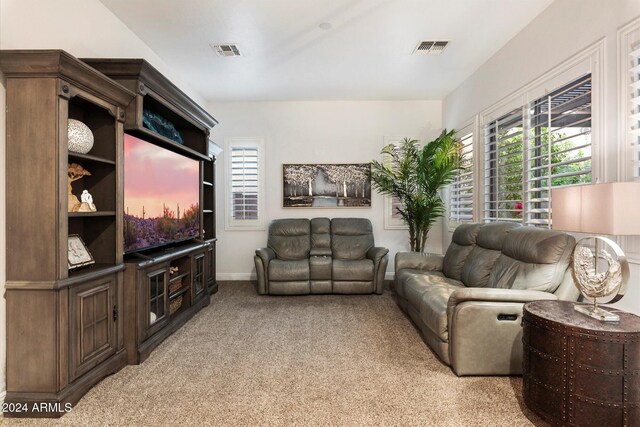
[442,223,481,280]
[268,219,311,260]
[331,218,374,260]
[460,222,520,287]
[404,273,463,312]
[332,259,374,281]
[487,227,575,292]
[395,269,445,299]
[269,259,310,281]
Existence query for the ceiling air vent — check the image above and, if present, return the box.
[211,43,242,57]
[413,40,449,55]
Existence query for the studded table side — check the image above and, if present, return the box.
[522,300,640,427]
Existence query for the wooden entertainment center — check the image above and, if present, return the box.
[0,50,219,416]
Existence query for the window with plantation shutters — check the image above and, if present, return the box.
[449,125,474,223]
[383,136,411,229]
[528,74,591,227]
[225,138,264,230]
[484,108,525,223]
[483,74,592,226]
[630,43,640,178]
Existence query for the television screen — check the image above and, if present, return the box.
[124,134,200,253]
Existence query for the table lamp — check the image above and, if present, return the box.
[552,182,640,322]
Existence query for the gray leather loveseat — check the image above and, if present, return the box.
[394,222,579,376]
[255,218,389,295]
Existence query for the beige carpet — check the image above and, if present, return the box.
[2,281,547,427]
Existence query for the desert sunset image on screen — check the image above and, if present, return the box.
[124,134,200,253]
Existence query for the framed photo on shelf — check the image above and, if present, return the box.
[68,234,95,269]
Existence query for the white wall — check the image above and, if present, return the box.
[0,0,205,402]
[443,0,640,315]
[208,100,443,279]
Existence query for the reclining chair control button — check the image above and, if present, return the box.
[497,314,518,321]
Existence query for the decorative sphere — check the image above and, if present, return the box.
[67,119,94,154]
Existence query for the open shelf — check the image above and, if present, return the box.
[69,211,116,217]
[169,285,189,300]
[169,271,189,284]
[127,127,209,162]
[69,152,116,165]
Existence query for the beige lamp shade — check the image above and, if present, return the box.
[552,182,640,235]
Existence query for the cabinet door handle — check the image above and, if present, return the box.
[113,305,118,322]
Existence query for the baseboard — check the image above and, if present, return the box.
[217,272,396,281]
[216,273,256,281]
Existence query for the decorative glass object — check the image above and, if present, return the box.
[142,109,183,144]
[572,236,629,322]
[67,119,94,154]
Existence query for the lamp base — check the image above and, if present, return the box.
[574,304,620,322]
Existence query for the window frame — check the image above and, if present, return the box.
[382,135,417,230]
[448,120,476,227]
[224,137,265,231]
[479,41,603,227]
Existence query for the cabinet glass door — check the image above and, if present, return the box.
[194,254,205,296]
[148,270,167,326]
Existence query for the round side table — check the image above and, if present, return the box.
[522,300,640,427]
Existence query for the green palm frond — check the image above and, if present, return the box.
[369,131,464,252]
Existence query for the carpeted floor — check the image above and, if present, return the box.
[2,281,548,427]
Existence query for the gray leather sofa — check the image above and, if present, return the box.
[255,218,389,295]
[394,222,580,376]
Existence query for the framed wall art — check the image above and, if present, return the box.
[68,234,95,269]
[282,163,371,208]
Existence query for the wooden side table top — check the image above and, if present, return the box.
[524,300,640,333]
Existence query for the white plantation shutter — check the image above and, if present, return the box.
[225,138,264,230]
[230,147,259,220]
[484,108,525,223]
[483,74,592,227]
[630,44,640,178]
[529,74,592,227]
[449,125,474,222]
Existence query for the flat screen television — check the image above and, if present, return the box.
[124,133,200,254]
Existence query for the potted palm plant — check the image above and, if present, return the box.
[369,129,464,252]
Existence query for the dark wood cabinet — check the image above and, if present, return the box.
[124,243,211,364]
[83,58,219,295]
[0,50,135,417]
[1,51,218,417]
[69,275,119,381]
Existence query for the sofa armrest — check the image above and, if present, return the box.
[446,288,557,376]
[367,247,390,295]
[367,246,389,263]
[395,252,444,272]
[254,248,276,295]
[255,247,276,265]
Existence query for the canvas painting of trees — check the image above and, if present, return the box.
[282,164,371,208]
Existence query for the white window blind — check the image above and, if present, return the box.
[483,74,592,226]
[529,74,592,227]
[630,44,640,178]
[225,138,264,230]
[484,108,525,223]
[230,147,259,220]
[449,125,474,222]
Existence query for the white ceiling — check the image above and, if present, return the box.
[99,0,553,102]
